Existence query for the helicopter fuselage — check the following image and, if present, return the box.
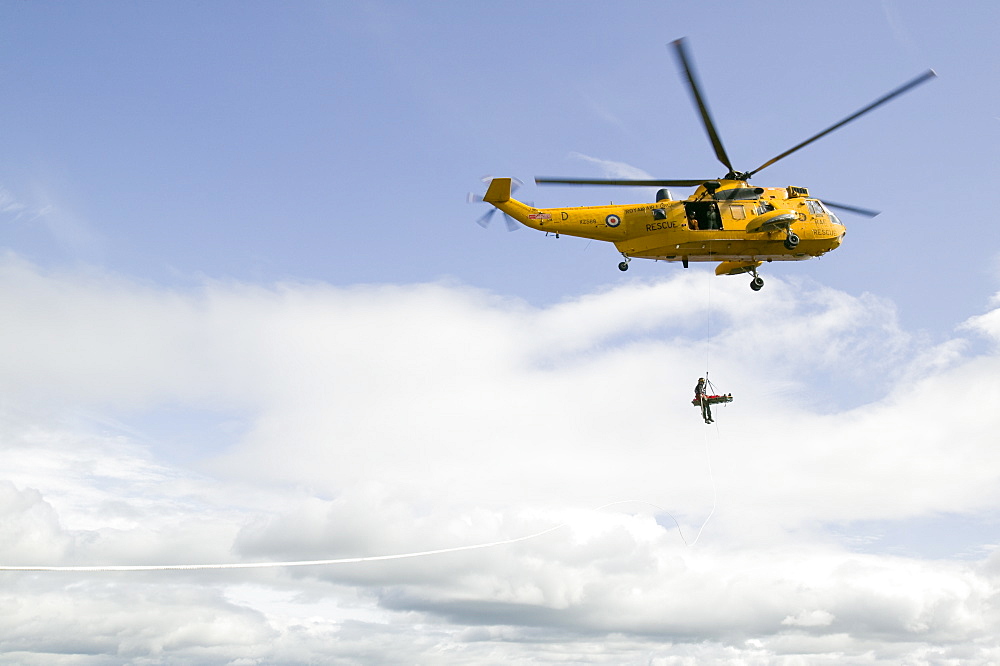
[485,177,845,275]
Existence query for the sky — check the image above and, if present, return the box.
[1,0,999,663]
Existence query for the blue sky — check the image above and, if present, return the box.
[2,0,991,331]
[2,1,1000,663]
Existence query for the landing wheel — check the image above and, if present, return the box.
[783,232,800,251]
[618,261,629,272]
[750,276,764,291]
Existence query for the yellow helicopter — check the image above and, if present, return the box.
[474,39,935,291]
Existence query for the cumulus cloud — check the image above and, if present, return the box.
[2,255,1000,662]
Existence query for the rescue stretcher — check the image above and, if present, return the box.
[691,394,733,407]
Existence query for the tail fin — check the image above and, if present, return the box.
[482,177,512,203]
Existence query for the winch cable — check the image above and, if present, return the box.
[701,225,714,383]
[692,259,719,543]
[694,424,718,545]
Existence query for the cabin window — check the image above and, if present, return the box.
[684,202,723,230]
[729,204,746,220]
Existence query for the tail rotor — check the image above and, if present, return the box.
[467,176,524,231]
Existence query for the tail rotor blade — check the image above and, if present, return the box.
[475,208,497,229]
[472,177,524,230]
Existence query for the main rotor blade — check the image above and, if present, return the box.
[748,69,937,177]
[671,38,735,174]
[535,177,709,187]
[821,200,881,218]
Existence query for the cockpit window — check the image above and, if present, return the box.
[806,200,826,216]
[818,201,842,225]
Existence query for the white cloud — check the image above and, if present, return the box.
[963,306,1000,344]
[782,609,835,627]
[0,482,71,565]
[568,152,655,181]
[2,256,1000,662]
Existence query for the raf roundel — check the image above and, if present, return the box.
[605,214,621,228]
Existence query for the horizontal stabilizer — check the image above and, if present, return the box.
[716,261,762,276]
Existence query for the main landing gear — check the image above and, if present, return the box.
[618,255,631,271]
[783,230,800,251]
[749,266,765,291]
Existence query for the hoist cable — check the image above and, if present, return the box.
[705,239,714,381]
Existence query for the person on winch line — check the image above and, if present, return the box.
[695,377,713,424]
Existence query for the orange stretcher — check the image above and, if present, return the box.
[691,394,733,407]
